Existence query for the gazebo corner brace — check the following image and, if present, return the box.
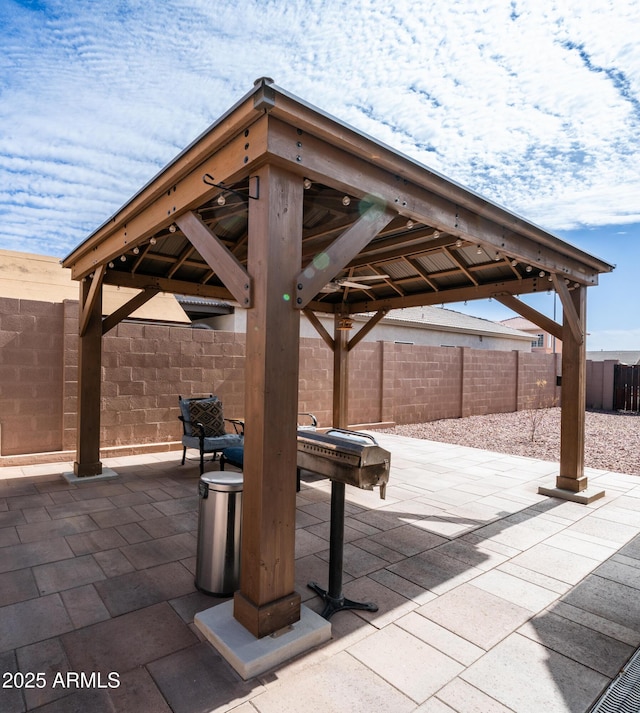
[293,204,395,309]
[175,211,253,307]
[78,264,105,337]
[552,273,584,345]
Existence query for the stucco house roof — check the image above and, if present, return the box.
[368,305,533,340]
[500,316,539,332]
[586,351,640,364]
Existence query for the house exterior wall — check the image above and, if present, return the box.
[208,309,533,351]
[501,316,563,355]
[357,322,531,351]
[1,297,566,460]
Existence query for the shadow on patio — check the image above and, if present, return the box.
[1,434,639,712]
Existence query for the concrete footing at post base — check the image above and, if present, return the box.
[195,600,331,680]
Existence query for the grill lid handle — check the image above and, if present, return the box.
[324,428,378,444]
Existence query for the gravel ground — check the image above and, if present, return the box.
[382,408,640,476]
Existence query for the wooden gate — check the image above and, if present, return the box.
[614,364,640,412]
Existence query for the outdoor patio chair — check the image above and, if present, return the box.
[178,395,244,475]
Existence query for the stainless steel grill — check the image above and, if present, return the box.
[297,428,391,618]
[297,428,390,499]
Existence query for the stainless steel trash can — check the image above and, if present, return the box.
[195,472,243,596]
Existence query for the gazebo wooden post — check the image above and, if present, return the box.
[539,283,604,502]
[74,276,103,477]
[557,284,587,490]
[233,164,303,638]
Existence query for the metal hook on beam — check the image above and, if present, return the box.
[202,174,259,200]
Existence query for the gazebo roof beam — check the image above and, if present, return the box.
[332,233,454,270]
[302,218,439,254]
[166,243,195,279]
[442,246,479,286]
[103,270,234,301]
[266,118,606,284]
[336,276,548,314]
[63,113,270,280]
[301,217,357,245]
[267,88,612,275]
[403,256,440,292]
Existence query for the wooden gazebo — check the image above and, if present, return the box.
[62,78,614,639]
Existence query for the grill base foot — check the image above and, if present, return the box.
[307,581,378,620]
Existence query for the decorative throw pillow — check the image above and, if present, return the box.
[189,398,225,437]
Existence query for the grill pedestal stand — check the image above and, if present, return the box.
[308,481,378,619]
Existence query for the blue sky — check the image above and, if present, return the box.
[1,0,639,350]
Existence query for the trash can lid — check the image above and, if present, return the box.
[200,472,243,492]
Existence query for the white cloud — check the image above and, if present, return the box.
[0,0,639,256]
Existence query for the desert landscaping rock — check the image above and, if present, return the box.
[383,409,639,476]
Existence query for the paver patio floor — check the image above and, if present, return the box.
[1,433,639,712]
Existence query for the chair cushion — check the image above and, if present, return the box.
[222,446,244,468]
[189,398,225,437]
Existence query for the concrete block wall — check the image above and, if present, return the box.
[1,297,575,459]
[62,300,79,451]
[0,298,64,455]
[298,337,332,426]
[99,322,246,449]
[349,342,383,425]
[517,351,561,411]
[390,344,463,424]
[461,348,517,417]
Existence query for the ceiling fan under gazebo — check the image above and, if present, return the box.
[320,274,389,293]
